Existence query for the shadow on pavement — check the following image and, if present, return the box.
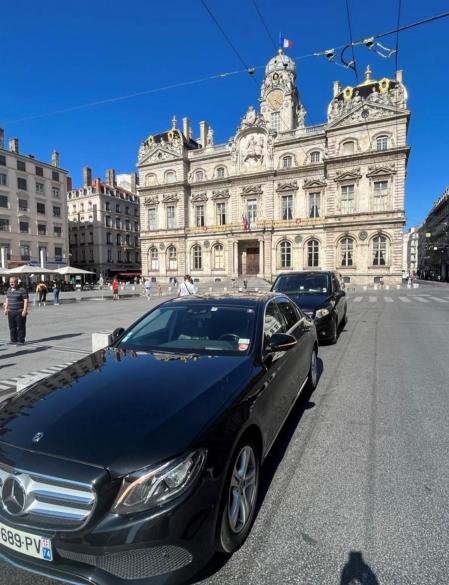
[0,363,15,369]
[340,551,379,585]
[0,347,48,359]
[28,333,84,344]
[191,356,324,584]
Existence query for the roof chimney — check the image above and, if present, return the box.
[182,117,190,141]
[0,129,4,150]
[130,172,137,193]
[333,80,341,97]
[66,176,73,191]
[9,138,19,154]
[83,166,92,187]
[51,150,60,167]
[199,121,209,148]
[94,178,102,193]
[106,168,116,187]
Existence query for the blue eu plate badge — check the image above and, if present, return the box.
[42,538,53,561]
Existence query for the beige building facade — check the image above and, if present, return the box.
[67,168,140,278]
[137,52,410,286]
[0,128,69,269]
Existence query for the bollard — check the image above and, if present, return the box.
[209,287,212,292]
[92,331,112,352]
[238,287,242,292]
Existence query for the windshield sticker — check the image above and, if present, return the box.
[238,343,249,351]
[322,288,327,292]
[239,338,250,344]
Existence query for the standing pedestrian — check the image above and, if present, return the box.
[112,277,119,300]
[52,280,60,305]
[3,277,29,345]
[36,281,48,307]
[144,278,152,300]
[178,275,195,296]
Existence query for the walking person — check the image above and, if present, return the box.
[36,281,48,307]
[112,277,119,301]
[144,278,152,300]
[178,275,195,296]
[3,277,29,345]
[52,280,60,305]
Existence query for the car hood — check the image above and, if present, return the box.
[0,348,252,476]
[286,293,331,312]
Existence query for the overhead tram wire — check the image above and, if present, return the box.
[250,0,278,52]
[344,0,359,81]
[4,9,449,126]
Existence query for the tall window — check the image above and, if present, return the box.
[280,241,292,268]
[282,195,293,220]
[167,246,177,270]
[52,187,60,198]
[0,195,8,208]
[167,206,175,229]
[0,219,10,231]
[271,111,281,131]
[17,177,27,190]
[247,199,257,224]
[165,170,176,183]
[213,244,224,270]
[282,155,292,169]
[372,236,387,266]
[195,170,204,182]
[36,182,44,194]
[216,202,226,225]
[373,180,389,211]
[192,245,202,270]
[216,167,225,178]
[340,238,354,266]
[309,192,321,218]
[107,248,112,262]
[19,198,28,211]
[342,141,355,155]
[310,151,320,163]
[195,205,205,227]
[20,244,30,260]
[341,184,355,214]
[307,239,319,267]
[150,247,159,270]
[376,135,388,151]
[0,173,6,186]
[37,202,46,214]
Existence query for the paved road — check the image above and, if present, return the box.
[1,285,449,584]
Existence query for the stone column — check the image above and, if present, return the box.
[259,239,264,277]
[233,241,239,276]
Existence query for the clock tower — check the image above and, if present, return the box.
[260,49,306,132]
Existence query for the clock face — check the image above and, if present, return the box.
[267,90,284,110]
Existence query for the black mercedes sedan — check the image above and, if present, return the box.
[0,293,318,585]
[271,271,347,343]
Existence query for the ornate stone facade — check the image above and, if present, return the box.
[137,53,410,285]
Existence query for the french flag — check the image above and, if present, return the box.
[279,35,294,49]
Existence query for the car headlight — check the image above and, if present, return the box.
[315,307,331,319]
[112,449,207,514]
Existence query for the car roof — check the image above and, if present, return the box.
[275,271,334,277]
[163,291,285,308]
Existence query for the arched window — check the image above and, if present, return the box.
[282,155,293,169]
[165,170,176,183]
[195,170,204,182]
[372,236,387,266]
[376,135,389,151]
[149,247,159,270]
[342,140,355,155]
[340,238,354,267]
[212,244,224,270]
[310,151,321,164]
[167,245,177,270]
[145,173,157,186]
[216,167,225,179]
[192,245,202,270]
[307,239,319,267]
[279,241,292,268]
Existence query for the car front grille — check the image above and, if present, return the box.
[0,461,96,531]
[58,545,193,579]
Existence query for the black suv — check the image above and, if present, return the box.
[271,271,347,343]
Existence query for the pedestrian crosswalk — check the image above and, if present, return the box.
[351,294,449,305]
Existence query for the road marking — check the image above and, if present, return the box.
[413,297,430,303]
[384,297,394,302]
[399,296,411,303]
[428,296,449,303]
[0,384,13,391]
[369,296,377,302]
[353,296,363,302]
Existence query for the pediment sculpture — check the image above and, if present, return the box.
[303,178,327,189]
[335,168,362,182]
[277,181,298,192]
[144,195,159,206]
[191,192,208,202]
[211,189,230,200]
[242,184,263,196]
[162,193,179,203]
[237,106,267,132]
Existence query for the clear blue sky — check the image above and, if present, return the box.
[2,0,448,227]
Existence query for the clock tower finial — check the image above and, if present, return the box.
[171,115,177,129]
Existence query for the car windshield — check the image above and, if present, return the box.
[117,303,256,356]
[273,273,330,294]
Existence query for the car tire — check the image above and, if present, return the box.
[216,440,260,554]
[329,315,338,344]
[305,346,318,392]
[341,308,348,329]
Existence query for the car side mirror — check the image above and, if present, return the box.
[111,327,125,344]
[266,333,297,352]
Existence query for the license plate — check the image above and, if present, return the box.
[0,521,53,561]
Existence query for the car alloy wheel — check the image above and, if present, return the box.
[217,440,260,553]
[306,347,318,391]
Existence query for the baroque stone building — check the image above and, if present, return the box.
[137,51,410,285]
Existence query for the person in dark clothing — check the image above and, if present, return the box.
[3,277,29,345]
[52,280,60,305]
